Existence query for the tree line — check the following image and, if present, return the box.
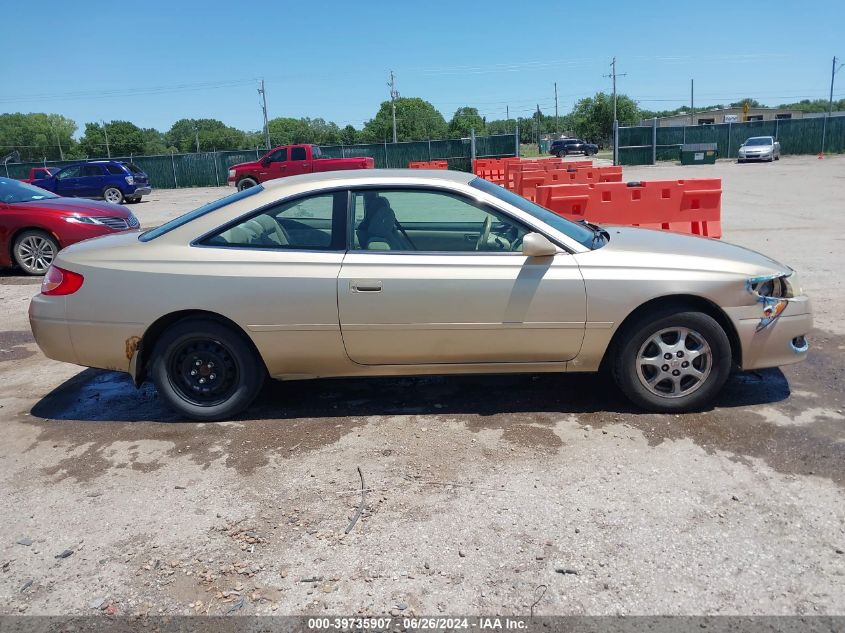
[4,93,841,162]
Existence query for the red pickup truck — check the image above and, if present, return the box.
[19,167,56,184]
[227,144,374,190]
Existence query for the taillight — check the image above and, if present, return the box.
[41,266,84,296]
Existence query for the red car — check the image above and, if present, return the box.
[0,178,139,275]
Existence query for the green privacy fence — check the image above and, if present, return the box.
[321,133,516,172]
[3,134,517,189]
[617,116,845,166]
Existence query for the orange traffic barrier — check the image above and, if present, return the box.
[408,160,448,169]
[472,158,509,185]
[536,179,722,238]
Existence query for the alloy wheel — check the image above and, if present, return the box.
[636,327,712,398]
[16,235,56,274]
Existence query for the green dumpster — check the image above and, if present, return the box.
[680,143,717,165]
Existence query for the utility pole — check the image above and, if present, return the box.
[51,124,64,160]
[821,56,845,156]
[101,121,111,158]
[604,57,627,124]
[690,79,695,126]
[536,103,541,151]
[258,79,270,150]
[388,70,399,143]
[195,128,201,153]
[604,58,626,164]
[554,82,559,135]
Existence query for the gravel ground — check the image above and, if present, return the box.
[0,154,842,618]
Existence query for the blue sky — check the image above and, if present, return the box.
[4,0,844,135]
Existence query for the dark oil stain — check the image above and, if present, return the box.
[0,330,36,362]
[22,330,845,487]
[500,424,563,450]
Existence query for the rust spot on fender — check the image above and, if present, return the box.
[125,336,141,361]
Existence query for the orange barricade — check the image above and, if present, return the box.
[536,179,722,238]
[408,160,448,169]
[472,158,508,185]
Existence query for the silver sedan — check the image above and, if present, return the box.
[29,170,812,420]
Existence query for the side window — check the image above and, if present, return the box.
[105,164,125,175]
[266,148,287,163]
[290,146,307,161]
[81,165,104,177]
[57,166,82,179]
[352,189,529,253]
[201,191,345,251]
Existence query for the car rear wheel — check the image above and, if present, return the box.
[150,319,265,421]
[13,230,58,275]
[237,178,258,191]
[612,309,731,412]
[103,187,124,204]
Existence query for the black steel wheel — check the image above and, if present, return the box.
[151,318,264,420]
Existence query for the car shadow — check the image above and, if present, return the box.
[29,366,790,424]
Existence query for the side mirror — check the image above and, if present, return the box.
[522,232,558,257]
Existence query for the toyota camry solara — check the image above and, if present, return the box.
[29,170,812,420]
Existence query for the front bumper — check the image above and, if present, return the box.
[738,153,772,161]
[726,296,813,370]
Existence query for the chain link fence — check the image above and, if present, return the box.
[616,116,845,166]
[3,134,517,189]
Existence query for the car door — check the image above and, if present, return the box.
[53,165,83,197]
[337,187,587,365]
[258,148,288,181]
[286,146,312,176]
[78,164,106,198]
[193,189,349,376]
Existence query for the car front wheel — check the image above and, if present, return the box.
[237,178,258,191]
[556,150,567,158]
[150,318,265,421]
[612,309,731,412]
[13,230,58,275]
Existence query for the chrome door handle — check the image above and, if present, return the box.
[350,280,382,293]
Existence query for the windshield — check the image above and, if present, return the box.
[0,178,59,203]
[746,137,773,146]
[139,185,264,242]
[470,177,598,249]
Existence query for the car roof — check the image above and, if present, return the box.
[260,168,477,190]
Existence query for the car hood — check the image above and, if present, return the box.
[230,159,261,170]
[739,144,772,152]
[18,197,132,218]
[587,225,790,276]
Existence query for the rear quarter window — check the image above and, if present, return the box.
[106,164,126,175]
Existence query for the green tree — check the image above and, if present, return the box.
[447,107,486,138]
[79,120,145,157]
[140,128,170,155]
[340,124,359,145]
[570,92,639,143]
[0,113,78,161]
[361,97,447,142]
[166,118,247,153]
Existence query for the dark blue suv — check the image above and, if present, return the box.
[33,160,152,204]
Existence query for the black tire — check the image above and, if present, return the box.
[556,150,567,158]
[150,318,265,421]
[13,229,59,275]
[237,177,258,191]
[611,308,731,413]
[103,186,124,204]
